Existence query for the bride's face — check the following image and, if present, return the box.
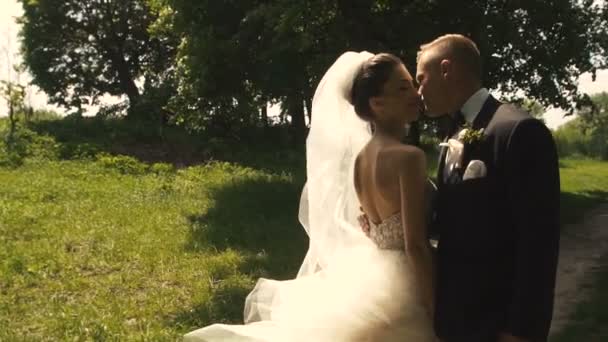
[372,64,421,123]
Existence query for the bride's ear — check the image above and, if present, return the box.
[369,96,383,116]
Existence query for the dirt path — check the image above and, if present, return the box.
[550,203,608,336]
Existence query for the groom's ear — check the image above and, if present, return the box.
[440,59,452,79]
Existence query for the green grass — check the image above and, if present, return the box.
[0,119,307,340]
[0,159,308,340]
[559,159,608,224]
[0,117,607,340]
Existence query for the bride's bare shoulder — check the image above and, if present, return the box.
[379,144,426,168]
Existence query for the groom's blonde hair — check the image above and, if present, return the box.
[417,34,482,81]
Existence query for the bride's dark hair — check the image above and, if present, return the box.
[350,53,402,121]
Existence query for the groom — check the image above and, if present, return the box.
[417,34,560,342]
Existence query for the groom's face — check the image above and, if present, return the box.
[416,51,449,118]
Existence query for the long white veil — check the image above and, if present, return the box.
[184,51,381,342]
[242,51,375,323]
[296,51,376,276]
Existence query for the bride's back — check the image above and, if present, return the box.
[354,136,420,225]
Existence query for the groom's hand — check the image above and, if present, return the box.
[497,332,530,342]
[357,207,371,237]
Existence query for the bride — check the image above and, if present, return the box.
[184,51,437,341]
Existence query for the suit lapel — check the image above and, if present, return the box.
[472,95,501,131]
[460,95,502,173]
[438,95,502,186]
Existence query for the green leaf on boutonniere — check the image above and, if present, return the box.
[459,126,485,145]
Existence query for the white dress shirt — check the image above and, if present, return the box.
[460,87,490,124]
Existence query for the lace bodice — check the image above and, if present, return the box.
[369,213,405,250]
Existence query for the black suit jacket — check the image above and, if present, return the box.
[433,95,561,342]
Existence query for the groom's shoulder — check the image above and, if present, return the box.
[491,100,538,133]
[490,101,551,146]
[496,100,530,121]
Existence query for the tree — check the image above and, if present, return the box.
[1,79,26,141]
[1,28,27,142]
[575,92,608,159]
[18,0,176,118]
[520,98,546,124]
[163,1,388,140]
[161,0,608,140]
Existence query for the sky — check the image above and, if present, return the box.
[1,0,607,129]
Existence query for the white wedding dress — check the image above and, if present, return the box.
[184,52,436,342]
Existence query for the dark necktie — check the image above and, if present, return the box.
[440,110,466,184]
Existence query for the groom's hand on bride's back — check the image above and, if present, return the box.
[498,332,531,342]
[357,207,371,237]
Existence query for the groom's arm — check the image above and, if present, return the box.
[498,333,531,342]
[503,118,560,340]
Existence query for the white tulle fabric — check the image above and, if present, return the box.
[184,52,435,342]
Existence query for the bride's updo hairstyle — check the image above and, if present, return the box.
[350,53,402,121]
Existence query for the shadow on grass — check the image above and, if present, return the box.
[172,274,259,332]
[560,190,608,225]
[550,256,608,342]
[171,176,308,331]
[558,160,573,169]
[185,175,308,276]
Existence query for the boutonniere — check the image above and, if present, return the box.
[438,125,486,184]
[457,125,485,145]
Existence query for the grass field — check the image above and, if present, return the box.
[551,161,608,341]
[0,117,606,340]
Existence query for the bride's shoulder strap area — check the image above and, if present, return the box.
[393,146,427,179]
[379,144,426,168]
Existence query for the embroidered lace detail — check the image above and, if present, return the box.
[369,213,405,250]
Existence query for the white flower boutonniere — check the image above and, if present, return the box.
[439,126,487,183]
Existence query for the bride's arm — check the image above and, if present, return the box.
[398,148,435,318]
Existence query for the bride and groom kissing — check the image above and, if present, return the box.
[185,34,561,342]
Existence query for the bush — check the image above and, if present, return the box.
[96,153,149,175]
[150,162,175,175]
[553,118,608,160]
[0,123,60,167]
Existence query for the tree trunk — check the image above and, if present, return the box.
[261,104,268,127]
[116,58,140,108]
[107,46,141,115]
[26,106,33,123]
[305,97,312,126]
[288,95,307,145]
[8,98,16,145]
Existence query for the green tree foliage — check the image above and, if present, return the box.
[18,0,177,118]
[17,0,608,140]
[158,0,607,139]
[0,79,26,141]
[579,92,608,135]
[554,92,608,160]
[522,99,545,119]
